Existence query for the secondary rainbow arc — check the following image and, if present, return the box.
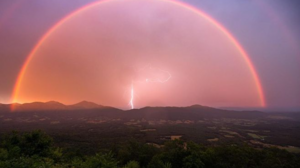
[11,0,266,107]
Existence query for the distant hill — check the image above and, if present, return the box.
[69,101,105,110]
[0,103,14,111]
[1,101,300,121]
[15,101,67,111]
[124,105,265,120]
[4,101,113,112]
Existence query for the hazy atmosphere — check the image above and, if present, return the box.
[0,0,299,110]
[0,1,300,167]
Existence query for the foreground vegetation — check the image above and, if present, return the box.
[0,130,299,168]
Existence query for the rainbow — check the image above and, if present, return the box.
[11,0,266,107]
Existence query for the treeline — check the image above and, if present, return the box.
[0,130,299,168]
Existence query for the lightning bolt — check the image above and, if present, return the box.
[145,69,172,83]
[130,83,134,109]
[137,64,172,83]
[127,64,171,109]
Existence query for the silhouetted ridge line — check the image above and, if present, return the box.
[6,101,117,112]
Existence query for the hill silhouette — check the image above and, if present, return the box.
[2,101,299,121]
[2,101,115,112]
[0,101,271,121]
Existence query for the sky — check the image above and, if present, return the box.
[0,0,299,110]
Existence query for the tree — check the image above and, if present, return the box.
[183,154,204,168]
[82,152,118,168]
[160,140,187,168]
[21,130,53,157]
[117,140,159,167]
[148,155,172,168]
[1,130,53,158]
[123,161,140,168]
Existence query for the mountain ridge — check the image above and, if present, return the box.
[2,101,113,112]
[0,101,265,115]
[4,101,297,121]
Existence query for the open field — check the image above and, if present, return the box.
[1,105,299,155]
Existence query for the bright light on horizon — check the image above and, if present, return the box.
[128,65,172,109]
[130,83,134,109]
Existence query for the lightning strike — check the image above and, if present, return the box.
[128,64,171,109]
[130,83,134,109]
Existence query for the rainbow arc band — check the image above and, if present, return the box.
[11,0,266,107]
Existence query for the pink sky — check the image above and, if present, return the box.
[15,0,261,109]
[0,0,299,110]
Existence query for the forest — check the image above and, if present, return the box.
[0,130,299,168]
